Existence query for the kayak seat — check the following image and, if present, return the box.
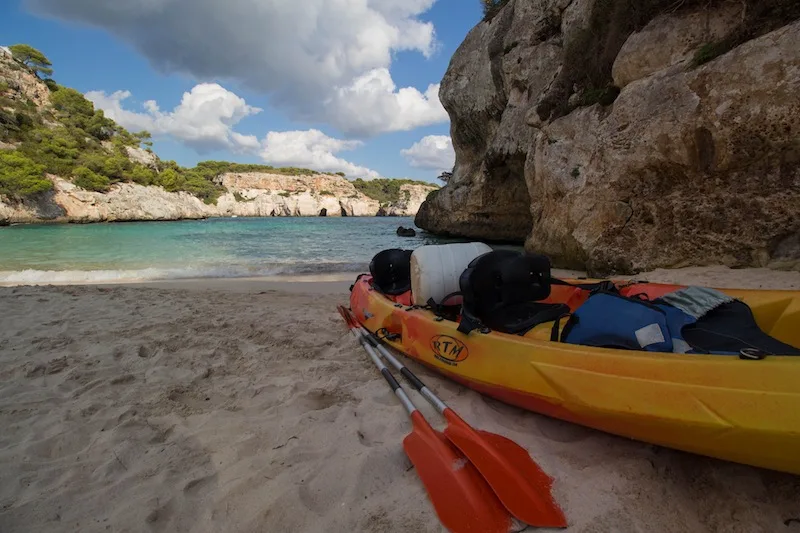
[680,300,800,355]
[369,248,413,295]
[458,250,570,335]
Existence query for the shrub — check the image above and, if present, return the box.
[19,127,80,175]
[8,44,53,77]
[481,0,509,21]
[578,85,621,107]
[129,165,156,185]
[72,166,110,192]
[101,154,131,182]
[14,111,34,130]
[154,168,184,192]
[0,151,51,198]
[691,42,728,67]
[319,190,335,196]
[352,178,437,204]
[232,191,257,203]
[51,87,95,120]
[278,191,291,197]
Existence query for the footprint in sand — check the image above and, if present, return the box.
[25,364,46,378]
[370,389,398,407]
[356,425,384,447]
[182,473,217,497]
[145,498,174,531]
[110,374,136,385]
[299,388,354,411]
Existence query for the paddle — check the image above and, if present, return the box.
[337,306,515,533]
[340,305,567,529]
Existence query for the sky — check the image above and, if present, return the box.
[0,0,483,183]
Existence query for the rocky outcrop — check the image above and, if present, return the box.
[416,0,800,273]
[0,172,435,223]
[213,172,380,217]
[124,146,158,169]
[0,51,50,108]
[382,184,436,217]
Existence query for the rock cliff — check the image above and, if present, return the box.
[0,172,437,223]
[416,0,800,273]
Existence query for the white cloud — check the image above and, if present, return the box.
[85,84,262,153]
[27,0,448,135]
[259,129,379,179]
[87,82,381,177]
[401,135,454,171]
[326,68,448,136]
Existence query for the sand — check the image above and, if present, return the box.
[1,269,799,533]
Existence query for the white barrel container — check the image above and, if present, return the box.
[410,242,492,306]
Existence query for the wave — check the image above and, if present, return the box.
[0,261,369,285]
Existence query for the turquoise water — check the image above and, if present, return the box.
[0,217,466,283]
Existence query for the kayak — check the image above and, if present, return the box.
[349,275,800,475]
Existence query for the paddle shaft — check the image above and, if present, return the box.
[355,327,448,415]
[345,329,417,415]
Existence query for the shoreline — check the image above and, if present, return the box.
[1,264,799,290]
[0,272,360,289]
[0,213,419,226]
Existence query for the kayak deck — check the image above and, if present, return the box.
[350,276,800,475]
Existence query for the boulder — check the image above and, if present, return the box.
[396,226,417,237]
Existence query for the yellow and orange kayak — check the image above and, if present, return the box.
[349,275,800,475]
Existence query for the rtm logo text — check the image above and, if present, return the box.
[431,335,469,365]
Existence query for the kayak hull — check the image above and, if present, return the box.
[350,276,800,475]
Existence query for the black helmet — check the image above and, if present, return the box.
[369,248,413,295]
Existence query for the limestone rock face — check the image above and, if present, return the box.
[383,184,436,217]
[0,172,437,224]
[0,177,211,223]
[611,5,742,89]
[415,0,546,241]
[124,146,159,169]
[0,52,51,108]
[529,19,800,273]
[416,0,800,273]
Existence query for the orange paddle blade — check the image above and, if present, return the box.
[403,411,514,533]
[443,409,567,528]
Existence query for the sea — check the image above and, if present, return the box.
[0,217,469,284]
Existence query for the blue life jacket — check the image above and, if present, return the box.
[560,292,698,353]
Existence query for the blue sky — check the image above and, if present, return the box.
[1,0,483,182]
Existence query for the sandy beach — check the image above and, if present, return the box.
[1,268,800,533]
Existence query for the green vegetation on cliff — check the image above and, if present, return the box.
[480,0,509,21]
[0,151,51,198]
[352,178,436,205]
